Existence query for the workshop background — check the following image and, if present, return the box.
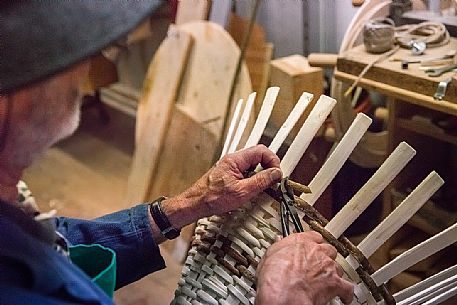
[23,1,457,304]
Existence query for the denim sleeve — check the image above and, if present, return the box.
[54,204,166,289]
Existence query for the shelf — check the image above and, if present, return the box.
[391,189,457,238]
[397,117,457,146]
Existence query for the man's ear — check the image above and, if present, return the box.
[0,95,12,152]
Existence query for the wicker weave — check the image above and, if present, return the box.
[172,194,283,305]
[170,89,455,305]
[170,91,378,305]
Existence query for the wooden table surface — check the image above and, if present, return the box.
[335,38,457,116]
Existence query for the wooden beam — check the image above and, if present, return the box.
[308,53,338,68]
[126,27,193,205]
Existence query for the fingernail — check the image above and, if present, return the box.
[270,168,282,181]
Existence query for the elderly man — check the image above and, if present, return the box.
[0,2,353,305]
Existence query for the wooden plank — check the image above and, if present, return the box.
[174,21,252,138]
[175,0,211,25]
[146,104,217,198]
[244,87,278,149]
[228,92,256,153]
[337,41,457,104]
[269,55,324,139]
[280,95,336,176]
[227,14,273,116]
[397,118,457,147]
[372,222,457,286]
[325,142,416,238]
[300,113,372,206]
[308,53,338,68]
[126,26,193,205]
[334,70,457,117]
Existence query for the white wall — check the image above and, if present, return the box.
[235,0,360,57]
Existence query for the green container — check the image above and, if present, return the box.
[69,244,116,297]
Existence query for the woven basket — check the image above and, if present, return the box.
[171,88,455,305]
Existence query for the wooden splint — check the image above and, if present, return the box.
[171,87,456,305]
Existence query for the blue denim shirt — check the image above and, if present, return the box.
[0,202,166,305]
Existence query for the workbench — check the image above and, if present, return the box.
[335,39,457,292]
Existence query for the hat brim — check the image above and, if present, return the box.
[1,1,164,93]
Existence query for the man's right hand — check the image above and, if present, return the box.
[255,232,354,305]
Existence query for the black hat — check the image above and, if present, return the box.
[0,1,163,94]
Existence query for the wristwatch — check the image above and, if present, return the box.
[149,196,181,240]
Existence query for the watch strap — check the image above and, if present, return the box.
[149,196,181,240]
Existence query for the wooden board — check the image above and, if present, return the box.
[128,21,251,206]
[147,104,217,198]
[337,40,457,105]
[126,26,193,205]
[148,21,252,260]
[175,0,211,25]
[170,21,252,138]
[228,14,273,116]
[269,55,324,139]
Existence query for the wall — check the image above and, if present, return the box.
[235,0,360,57]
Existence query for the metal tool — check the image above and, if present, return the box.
[426,63,457,77]
[279,177,304,237]
[434,77,453,101]
[410,41,426,55]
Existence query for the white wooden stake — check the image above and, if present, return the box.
[393,264,457,303]
[228,92,256,153]
[358,171,444,258]
[372,222,457,286]
[244,87,279,149]
[280,95,336,176]
[268,92,313,154]
[422,284,457,305]
[300,113,372,206]
[397,274,457,305]
[325,142,416,238]
[220,98,244,158]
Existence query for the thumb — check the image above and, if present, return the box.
[238,168,282,196]
[335,279,355,305]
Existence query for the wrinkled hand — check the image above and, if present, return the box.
[256,232,354,305]
[194,144,282,215]
[163,145,282,228]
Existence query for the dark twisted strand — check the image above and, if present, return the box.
[265,184,395,305]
